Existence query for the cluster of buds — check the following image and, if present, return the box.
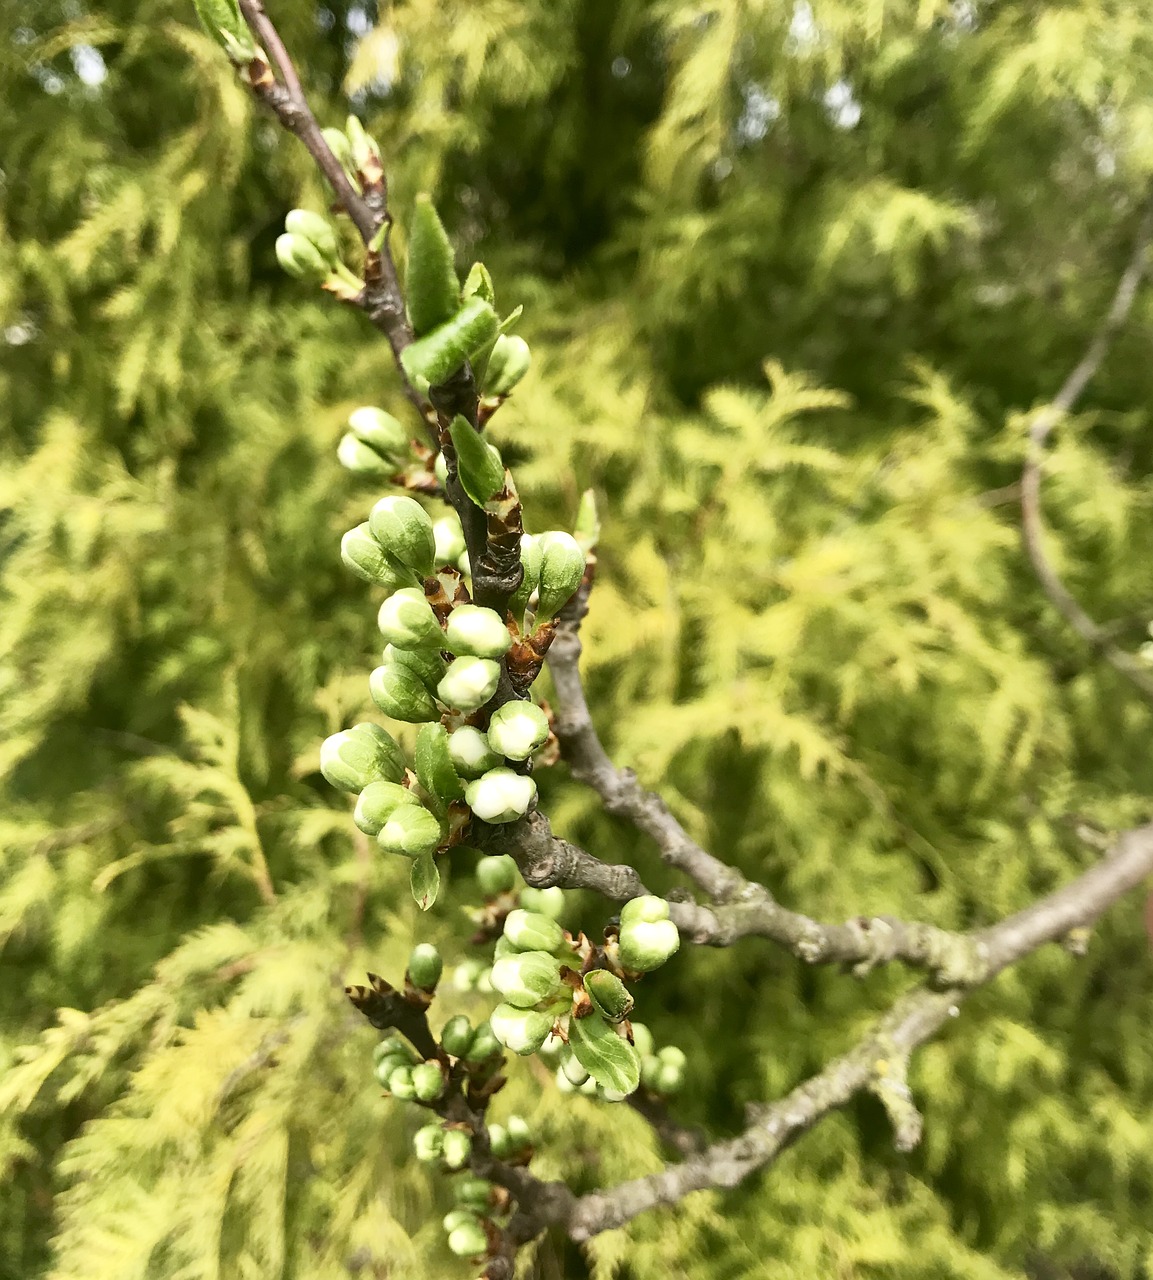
[337,406,414,479]
[275,208,364,299]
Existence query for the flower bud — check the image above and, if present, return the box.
[441,1128,472,1171]
[368,662,439,723]
[620,895,671,926]
[321,126,355,175]
[447,726,501,779]
[502,908,564,955]
[337,433,394,476]
[413,1123,445,1162]
[407,943,443,991]
[340,523,411,588]
[464,768,537,823]
[451,958,486,992]
[320,723,406,792]
[618,916,681,973]
[653,1046,686,1095]
[443,1209,481,1235]
[446,1219,487,1258]
[490,950,564,1009]
[486,1123,508,1156]
[476,854,518,898]
[509,534,543,620]
[275,232,330,281]
[383,644,446,693]
[534,531,585,622]
[489,1003,554,1056]
[434,450,449,488]
[411,1061,446,1102]
[377,588,444,650]
[369,496,436,579]
[284,208,340,268]
[482,333,532,397]
[387,1065,416,1099]
[560,1052,590,1086]
[345,114,381,175]
[348,406,409,461]
[440,1014,475,1058]
[353,780,421,836]
[376,803,443,858]
[372,1033,414,1068]
[437,657,501,712]
[584,970,634,1024]
[464,1020,502,1063]
[518,886,565,920]
[444,605,512,659]
[452,1177,492,1210]
[629,1022,655,1059]
[433,516,467,567]
[485,701,549,760]
[504,1114,532,1151]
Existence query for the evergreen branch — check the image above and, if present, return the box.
[565,820,1153,1239]
[1020,196,1153,702]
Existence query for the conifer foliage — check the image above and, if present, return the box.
[4,2,1153,1278]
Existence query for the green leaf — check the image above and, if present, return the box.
[567,1010,640,1096]
[462,262,496,306]
[405,196,461,337]
[410,851,440,911]
[414,723,465,816]
[448,414,505,507]
[399,298,499,387]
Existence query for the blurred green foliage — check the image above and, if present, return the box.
[3,1,1153,1277]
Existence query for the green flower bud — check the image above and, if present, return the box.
[372,1033,414,1067]
[368,662,439,723]
[437,657,501,712]
[377,588,444,650]
[502,908,564,954]
[465,768,537,823]
[384,644,446,693]
[376,803,443,858]
[413,1123,445,1162]
[448,727,502,779]
[584,969,634,1024]
[490,950,564,1009]
[440,1014,475,1058]
[447,1219,487,1258]
[407,943,443,991]
[489,1003,554,1056]
[433,516,466,567]
[434,451,449,488]
[451,958,486,993]
[320,723,406,792]
[345,113,380,174]
[476,853,519,898]
[482,334,532,397]
[399,298,500,388]
[464,1020,502,1063]
[654,1059,685,1095]
[509,534,543,620]
[368,496,436,578]
[284,208,340,268]
[374,1054,411,1087]
[348,406,409,461]
[337,433,393,476]
[443,1208,481,1235]
[538,1030,566,1062]
[618,916,681,973]
[275,232,330,281]
[555,1066,579,1094]
[519,886,566,920]
[620,895,671,926]
[640,1053,662,1091]
[388,1065,417,1099]
[353,780,420,836]
[444,605,512,659]
[192,0,257,60]
[321,126,354,173]
[447,412,504,507]
[441,1128,472,1171]
[405,195,461,337]
[505,1114,531,1150]
[452,1176,492,1210]
[487,1122,509,1156]
[485,701,549,761]
[411,1060,446,1102]
[658,1045,687,1072]
[534,531,585,622]
[630,1022,655,1059]
[561,1051,590,1086]
[341,524,411,588]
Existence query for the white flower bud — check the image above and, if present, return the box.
[348,406,408,461]
[534,531,585,622]
[502,908,564,954]
[436,656,501,711]
[485,701,549,760]
[377,587,444,650]
[376,804,442,858]
[319,723,406,792]
[337,433,393,476]
[464,767,537,823]
[340,523,412,588]
[490,950,564,1009]
[618,917,680,973]
[447,726,502,778]
[432,516,467,567]
[368,496,436,578]
[368,662,439,723]
[284,209,340,268]
[444,605,512,659]
[489,1003,554,1056]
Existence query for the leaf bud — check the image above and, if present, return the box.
[462,261,496,305]
[284,208,340,268]
[407,943,443,991]
[441,1128,473,1171]
[348,405,409,461]
[275,232,330,281]
[489,1003,554,1056]
[368,662,439,723]
[376,803,443,859]
[584,969,634,1023]
[444,605,513,659]
[387,1065,417,1099]
[399,298,500,388]
[353,780,421,836]
[368,496,436,578]
[411,1061,446,1102]
[618,915,681,974]
[534,531,585,622]
[377,588,444,650]
[490,950,564,1009]
[476,853,519,898]
[446,1219,488,1258]
[413,1123,445,1162]
[405,195,461,337]
[518,886,566,920]
[464,1020,502,1063]
[436,657,501,712]
[482,333,532,397]
[502,908,564,955]
[452,1177,492,1210]
[464,767,537,823]
[340,523,411,589]
[337,433,393,476]
[320,723,406,792]
[440,1014,475,1058]
[447,726,502,779]
[432,516,466,567]
[485,701,549,760]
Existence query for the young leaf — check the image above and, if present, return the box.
[410,851,440,911]
[399,298,499,387]
[406,196,461,336]
[448,414,505,507]
[414,722,465,816]
[567,1010,641,1096]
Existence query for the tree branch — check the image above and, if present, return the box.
[1020,197,1153,702]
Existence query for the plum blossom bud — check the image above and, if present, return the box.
[436,657,501,712]
[377,588,444,650]
[502,908,564,955]
[490,950,564,1009]
[411,1061,445,1102]
[441,1129,472,1170]
[320,722,406,792]
[489,1003,554,1056]
[337,433,393,476]
[534,531,585,622]
[353,780,420,836]
[432,516,466,567]
[444,605,512,659]
[368,662,439,722]
[440,1015,475,1058]
[464,1020,501,1063]
[387,1065,416,1099]
[618,897,680,973]
[464,768,537,824]
[340,523,411,588]
[485,701,549,760]
[348,406,408,461]
[447,726,501,779]
[368,496,436,578]
[407,943,443,991]
[482,333,532,397]
[476,854,518,898]
[284,208,340,268]
[413,1123,445,1161]
[519,886,565,919]
[376,803,442,858]
[446,1219,487,1258]
[275,232,329,281]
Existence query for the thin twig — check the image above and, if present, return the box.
[1020,197,1153,702]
